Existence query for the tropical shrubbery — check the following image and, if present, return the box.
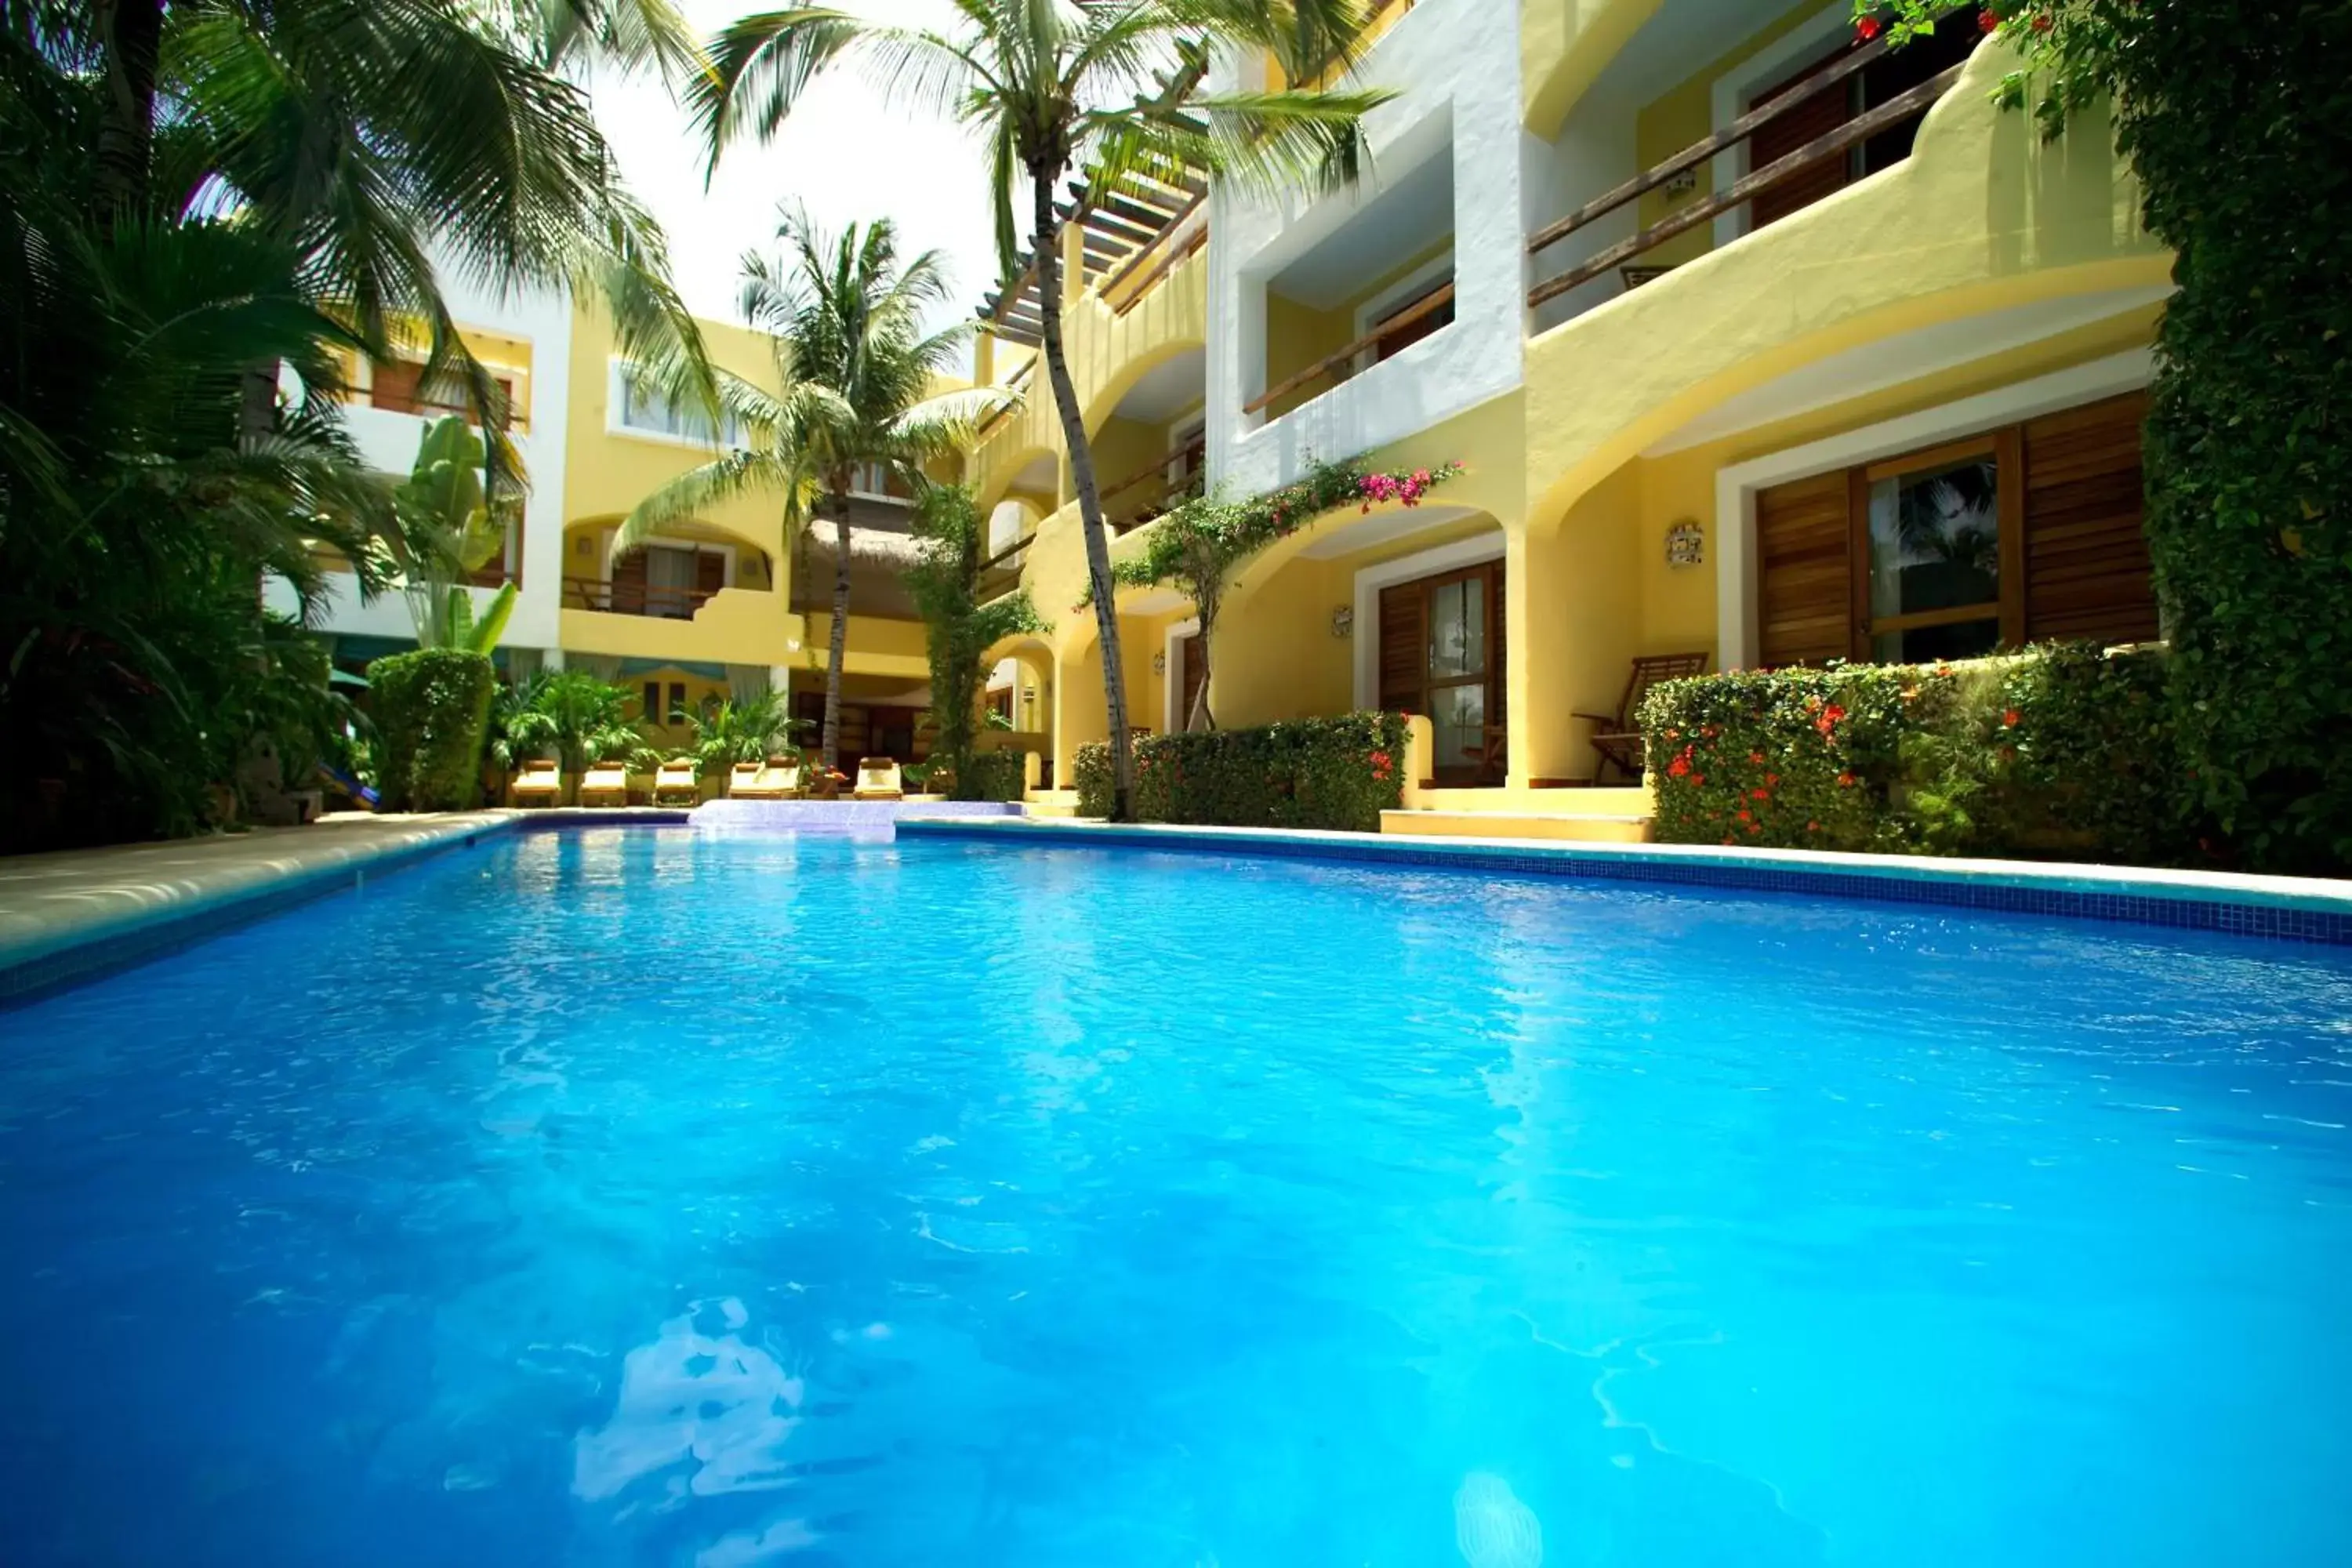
[368,649,496,811]
[1857,0,2350,871]
[1641,644,2190,865]
[1075,712,1407,833]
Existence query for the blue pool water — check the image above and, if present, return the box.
[4,829,2351,1567]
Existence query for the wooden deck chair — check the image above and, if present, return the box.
[726,760,767,797]
[851,757,903,800]
[1574,652,1711,783]
[578,757,630,807]
[652,757,699,805]
[510,758,561,808]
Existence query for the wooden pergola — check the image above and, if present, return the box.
[978,160,1207,349]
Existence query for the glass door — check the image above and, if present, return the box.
[1425,566,1494,785]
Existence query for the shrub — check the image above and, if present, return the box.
[1075,712,1406,832]
[1640,643,2194,865]
[368,648,495,811]
[960,749,1028,802]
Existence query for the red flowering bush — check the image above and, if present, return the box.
[1641,644,2192,864]
[1074,711,1407,831]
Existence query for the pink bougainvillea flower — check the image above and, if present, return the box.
[1978,9,1999,32]
[1856,13,1881,40]
[2002,708,2022,727]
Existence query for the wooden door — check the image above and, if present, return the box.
[695,550,727,597]
[2022,392,2158,644]
[1755,472,1854,665]
[1749,53,1856,230]
[1373,278,1456,363]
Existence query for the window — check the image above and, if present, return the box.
[1752,394,2159,667]
[848,463,913,500]
[615,365,748,447]
[641,681,661,720]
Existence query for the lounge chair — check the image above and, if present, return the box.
[1574,652,1710,783]
[852,757,903,800]
[510,759,561,808]
[653,757,699,805]
[730,758,800,800]
[578,758,630,807]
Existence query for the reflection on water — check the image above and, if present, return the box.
[1456,1472,1544,1567]
[573,1298,806,1504]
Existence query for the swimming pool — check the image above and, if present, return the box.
[3,826,2349,1566]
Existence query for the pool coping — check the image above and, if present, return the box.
[894,818,2352,947]
[0,808,691,1004]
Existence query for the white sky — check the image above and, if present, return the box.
[586,0,1006,349]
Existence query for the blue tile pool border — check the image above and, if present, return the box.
[895,818,2352,948]
[0,811,693,1007]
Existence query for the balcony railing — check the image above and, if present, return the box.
[563,575,713,619]
[1242,282,1455,417]
[1098,436,1207,529]
[974,533,1032,605]
[1526,29,1972,310]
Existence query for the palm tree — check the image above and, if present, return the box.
[620,209,997,773]
[65,0,715,463]
[688,0,1393,819]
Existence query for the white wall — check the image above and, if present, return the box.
[270,270,573,659]
[1207,0,1526,492]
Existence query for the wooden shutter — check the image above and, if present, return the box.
[608,549,648,615]
[1377,583,1425,712]
[1756,472,1854,665]
[2022,392,2160,644]
[695,550,727,595]
[1749,56,1855,230]
[370,359,423,413]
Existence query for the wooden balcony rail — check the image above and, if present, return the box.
[563,575,715,619]
[1241,281,1455,416]
[974,532,1032,604]
[1526,31,1969,310]
[1098,436,1208,526]
[465,560,521,589]
[1105,194,1207,315]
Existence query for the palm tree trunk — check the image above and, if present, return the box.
[823,487,852,774]
[1031,166,1134,820]
[92,0,164,224]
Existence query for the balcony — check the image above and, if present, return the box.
[1526,16,1982,326]
[968,159,1210,510]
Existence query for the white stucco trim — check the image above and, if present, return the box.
[1709,2,1853,251]
[1712,348,2155,670]
[1350,532,1508,709]
[1162,617,1201,733]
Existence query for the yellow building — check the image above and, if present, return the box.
[967,0,2170,834]
[291,290,942,780]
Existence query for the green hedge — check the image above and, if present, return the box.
[368,648,495,812]
[1075,712,1407,832]
[961,748,1028,802]
[1639,643,2191,865]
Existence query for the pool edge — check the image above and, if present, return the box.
[0,808,691,1006]
[894,818,2352,947]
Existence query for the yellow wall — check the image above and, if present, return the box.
[1523,0,1660,139]
[801,613,931,681]
[561,305,786,565]
[1632,0,1827,268]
